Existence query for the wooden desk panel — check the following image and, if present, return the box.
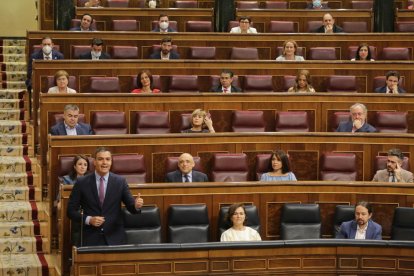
[236,9,373,33]
[75,7,214,31]
[60,183,414,275]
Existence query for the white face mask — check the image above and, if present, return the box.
[148,0,156,8]
[159,21,169,30]
[313,0,322,7]
[42,45,52,55]
[91,51,101,58]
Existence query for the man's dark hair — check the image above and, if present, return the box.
[238,16,252,23]
[94,147,111,158]
[388,148,404,161]
[158,13,168,20]
[91,38,103,46]
[161,36,172,44]
[355,201,373,214]
[221,69,234,78]
[385,70,400,81]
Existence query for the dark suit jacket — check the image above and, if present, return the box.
[314,25,344,33]
[165,170,209,182]
[374,86,406,94]
[26,50,64,89]
[151,27,177,32]
[67,172,140,246]
[336,219,382,240]
[50,122,93,136]
[79,52,111,60]
[149,51,180,59]
[336,121,377,133]
[210,85,242,93]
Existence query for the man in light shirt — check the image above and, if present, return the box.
[50,104,93,135]
[336,201,382,240]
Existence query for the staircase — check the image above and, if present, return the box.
[0,39,53,275]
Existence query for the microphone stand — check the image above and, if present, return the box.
[80,209,84,247]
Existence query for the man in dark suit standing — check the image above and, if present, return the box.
[26,36,64,92]
[149,37,180,60]
[50,104,93,135]
[336,103,376,133]
[79,38,111,60]
[314,13,344,33]
[336,201,382,240]
[67,147,144,246]
[210,70,242,93]
[375,70,406,94]
[165,153,209,182]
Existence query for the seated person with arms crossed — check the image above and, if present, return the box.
[149,37,180,60]
[276,40,305,61]
[210,70,242,93]
[372,148,413,183]
[221,203,261,242]
[67,147,144,246]
[288,70,316,93]
[336,201,382,240]
[336,103,376,133]
[260,150,297,181]
[375,70,406,94]
[131,70,161,94]
[182,109,215,133]
[47,70,77,94]
[50,104,93,135]
[165,153,209,182]
[230,16,257,34]
[314,13,344,33]
[79,38,111,60]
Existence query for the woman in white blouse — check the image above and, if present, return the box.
[47,70,77,94]
[220,203,262,242]
[276,40,305,61]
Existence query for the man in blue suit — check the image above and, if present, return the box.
[50,104,93,136]
[149,37,180,60]
[165,153,209,182]
[70,13,96,31]
[336,201,382,240]
[336,103,377,133]
[151,14,177,32]
[26,36,64,91]
[375,70,406,94]
[67,147,144,246]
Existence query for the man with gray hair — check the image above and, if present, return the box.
[336,103,377,133]
[372,148,413,183]
[50,104,93,135]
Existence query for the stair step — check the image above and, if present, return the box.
[0,156,33,173]
[0,81,26,90]
[0,221,47,238]
[0,254,50,275]
[0,54,26,63]
[0,99,24,109]
[0,145,30,156]
[1,39,26,47]
[0,186,41,201]
[0,46,25,55]
[1,62,27,72]
[0,120,27,133]
[0,133,28,146]
[1,71,27,82]
[0,237,49,254]
[0,202,47,222]
[0,172,38,187]
[0,89,25,100]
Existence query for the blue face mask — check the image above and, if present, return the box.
[313,0,322,7]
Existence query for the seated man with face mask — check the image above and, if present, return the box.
[152,14,177,32]
[79,38,111,60]
[306,0,329,9]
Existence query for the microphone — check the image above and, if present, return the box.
[80,209,84,247]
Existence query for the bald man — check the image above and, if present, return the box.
[165,153,209,182]
[314,13,344,33]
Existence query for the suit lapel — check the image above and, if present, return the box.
[76,124,83,135]
[90,174,100,207]
[350,220,357,239]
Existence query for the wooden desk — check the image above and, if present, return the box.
[27,31,414,61]
[236,9,373,33]
[72,241,414,275]
[75,7,214,31]
[59,182,414,275]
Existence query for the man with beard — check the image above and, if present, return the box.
[372,148,413,183]
[336,201,382,240]
[149,37,180,60]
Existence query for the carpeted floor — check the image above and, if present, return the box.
[0,39,50,276]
